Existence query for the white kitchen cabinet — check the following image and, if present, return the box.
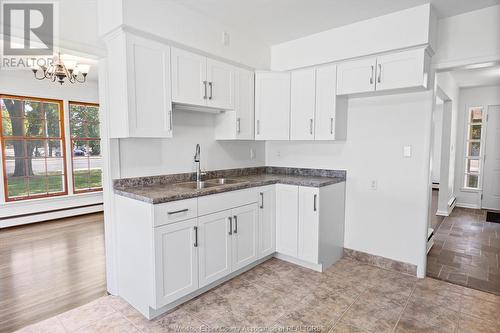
[231,204,258,271]
[315,65,348,141]
[336,57,377,95]
[105,31,173,138]
[298,187,319,263]
[154,218,198,307]
[258,186,276,258]
[171,48,236,111]
[337,47,430,95]
[206,59,235,110]
[255,71,291,140]
[171,47,207,106]
[290,68,316,140]
[198,210,232,288]
[375,48,429,91]
[215,69,254,140]
[275,184,299,257]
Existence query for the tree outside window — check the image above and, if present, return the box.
[463,107,484,189]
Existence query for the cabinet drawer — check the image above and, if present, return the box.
[198,188,258,216]
[154,198,198,227]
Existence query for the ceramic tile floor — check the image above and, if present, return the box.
[15,257,500,333]
[427,207,500,294]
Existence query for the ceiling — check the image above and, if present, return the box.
[450,65,500,88]
[170,0,500,45]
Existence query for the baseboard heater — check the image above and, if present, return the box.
[0,203,103,228]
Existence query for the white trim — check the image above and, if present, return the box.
[436,209,449,217]
[0,204,103,228]
[460,187,481,193]
[456,202,481,209]
[273,253,323,272]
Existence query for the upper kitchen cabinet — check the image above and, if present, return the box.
[255,71,291,140]
[290,68,316,140]
[104,31,173,138]
[171,48,235,110]
[215,69,254,140]
[337,47,430,95]
[315,65,348,141]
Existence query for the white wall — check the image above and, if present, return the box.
[431,102,443,184]
[266,91,433,275]
[270,4,434,71]
[433,5,500,69]
[119,0,270,69]
[118,111,265,178]
[455,85,500,208]
[0,70,102,223]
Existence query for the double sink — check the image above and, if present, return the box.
[175,178,241,190]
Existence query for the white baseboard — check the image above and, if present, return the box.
[0,204,103,228]
[456,203,481,209]
[274,253,323,272]
[436,210,449,217]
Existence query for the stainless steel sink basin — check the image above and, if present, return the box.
[205,178,240,185]
[175,181,218,190]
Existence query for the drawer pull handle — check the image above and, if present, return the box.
[313,194,317,212]
[259,192,264,209]
[233,216,238,234]
[167,208,188,215]
[228,217,233,235]
[194,226,198,247]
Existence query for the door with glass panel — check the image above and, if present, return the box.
[482,106,500,210]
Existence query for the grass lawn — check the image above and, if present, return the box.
[7,169,102,198]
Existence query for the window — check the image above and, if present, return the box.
[0,95,67,201]
[463,107,484,189]
[69,102,102,193]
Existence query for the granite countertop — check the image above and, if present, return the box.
[113,167,346,204]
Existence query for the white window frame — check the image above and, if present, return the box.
[462,106,486,191]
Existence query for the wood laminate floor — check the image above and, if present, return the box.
[0,213,107,333]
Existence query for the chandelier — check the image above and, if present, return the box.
[32,53,90,85]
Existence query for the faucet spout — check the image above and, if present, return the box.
[194,144,202,183]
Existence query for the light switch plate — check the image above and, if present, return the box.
[403,145,412,158]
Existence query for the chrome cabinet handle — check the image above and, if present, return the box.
[203,81,208,99]
[209,82,213,100]
[377,64,382,83]
[330,117,334,135]
[228,217,233,235]
[167,208,188,215]
[169,110,173,131]
[313,194,317,211]
[236,118,241,133]
[259,192,264,209]
[309,119,313,135]
[370,66,374,84]
[256,120,260,135]
[233,216,238,234]
[194,226,198,247]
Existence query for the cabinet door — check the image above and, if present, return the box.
[275,184,298,257]
[255,72,291,140]
[258,186,276,258]
[198,210,232,288]
[207,58,236,110]
[375,48,427,91]
[315,65,337,140]
[336,57,376,95]
[231,204,258,271]
[154,218,198,307]
[298,187,319,264]
[290,68,316,140]
[127,35,173,137]
[235,69,255,140]
[171,47,207,106]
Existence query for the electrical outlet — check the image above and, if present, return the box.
[222,31,230,46]
[370,180,378,190]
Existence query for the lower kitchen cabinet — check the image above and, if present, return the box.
[231,204,259,270]
[276,184,299,257]
[298,187,319,263]
[198,211,232,288]
[154,218,198,307]
[258,186,276,258]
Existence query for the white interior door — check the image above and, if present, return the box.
[198,210,232,288]
[231,204,258,271]
[290,68,316,140]
[482,105,500,210]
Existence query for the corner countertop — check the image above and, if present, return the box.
[113,167,346,204]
